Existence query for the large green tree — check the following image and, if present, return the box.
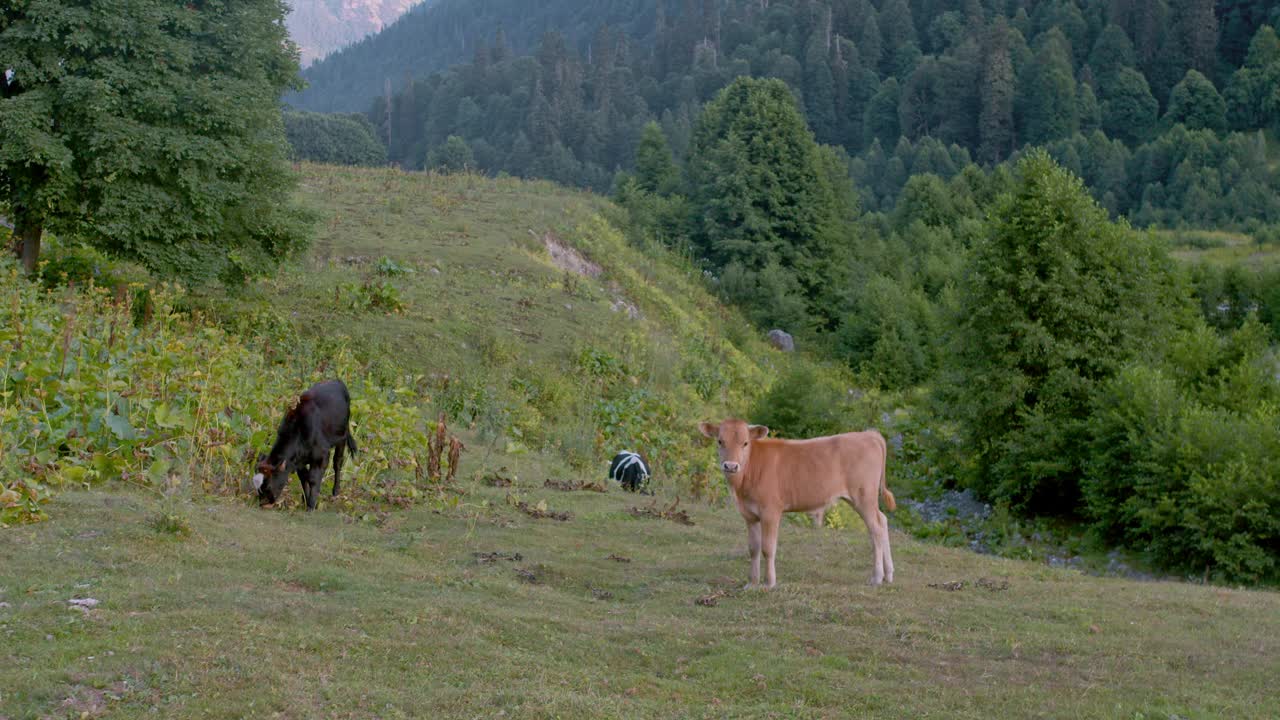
[685,77,851,330]
[1101,67,1159,144]
[1164,69,1227,132]
[1,0,309,281]
[940,150,1190,513]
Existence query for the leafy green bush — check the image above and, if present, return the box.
[748,363,885,440]
[939,150,1191,513]
[1085,319,1280,583]
[284,111,387,167]
[375,256,416,276]
[340,279,406,313]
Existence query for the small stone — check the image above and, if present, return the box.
[766,329,794,352]
[68,598,100,609]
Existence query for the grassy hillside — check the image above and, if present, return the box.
[254,164,878,496]
[5,488,1279,718]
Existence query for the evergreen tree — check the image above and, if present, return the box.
[879,0,919,56]
[0,0,308,279]
[1078,82,1102,133]
[685,77,849,327]
[1165,69,1227,132]
[859,9,884,73]
[979,17,1016,164]
[1017,29,1079,145]
[1225,25,1280,131]
[1101,67,1159,143]
[804,31,838,144]
[864,78,902,148]
[1088,23,1137,84]
[634,121,679,194]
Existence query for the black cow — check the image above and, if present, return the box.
[251,380,357,510]
[608,450,651,493]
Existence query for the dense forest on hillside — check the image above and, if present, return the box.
[290,0,660,112]
[292,0,1280,229]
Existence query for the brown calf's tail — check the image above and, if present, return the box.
[880,441,896,511]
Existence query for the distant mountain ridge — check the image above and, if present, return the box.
[287,0,429,67]
[288,0,658,113]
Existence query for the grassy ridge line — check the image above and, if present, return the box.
[3,488,1278,718]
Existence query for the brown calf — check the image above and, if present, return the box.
[698,419,896,588]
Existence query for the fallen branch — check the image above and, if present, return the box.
[544,478,607,493]
[628,496,694,526]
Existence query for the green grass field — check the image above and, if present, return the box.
[4,166,1279,718]
[1163,228,1280,269]
[5,486,1279,719]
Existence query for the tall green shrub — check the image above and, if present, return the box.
[941,150,1191,512]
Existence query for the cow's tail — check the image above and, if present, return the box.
[879,435,896,512]
[346,434,358,456]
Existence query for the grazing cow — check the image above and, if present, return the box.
[252,380,357,510]
[608,450,651,493]
[697,419,895,588]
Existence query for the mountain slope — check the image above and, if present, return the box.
[287,0,428,67]
[288,0,659,112]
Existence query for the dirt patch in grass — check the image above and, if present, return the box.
[544,478,606,493]
[628,497,694,526]
[57,681,130,718]
[541,231,601,278]
[473,551,523,563]
[928,577,1011,592]
[606,554,631,563]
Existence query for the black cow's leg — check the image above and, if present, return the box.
[294,465,309,508]
[331,441,346,497]
[307,456,329,510]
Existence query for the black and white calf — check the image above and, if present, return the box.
[608,450,651,493]
[252,380,357,510]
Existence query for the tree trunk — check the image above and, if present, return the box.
[15,219,42,275]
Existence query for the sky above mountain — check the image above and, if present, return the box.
[286,0,427,66]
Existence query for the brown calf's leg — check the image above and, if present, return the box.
[809,508,825,529]
[760,512,781,588]
[878,510,895,584]
[746,520,762,587]
[850,498,886,585]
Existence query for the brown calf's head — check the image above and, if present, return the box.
[698,419,769,477]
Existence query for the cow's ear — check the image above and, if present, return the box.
[697,422,719,439]
[748,425,770,439]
